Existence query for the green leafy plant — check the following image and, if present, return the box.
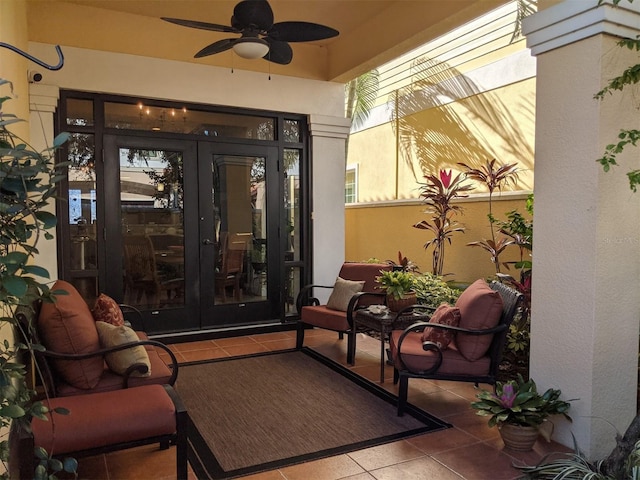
[496,194,533,379]
[414,169,473,276]
[375,270,415,300]
[471,375,572,440]
[385,251,419,273]
[594,0,640,191]
[459,158,519,275]
[411,272,460,309]
[516,436,640,479]
[0,79,75,478]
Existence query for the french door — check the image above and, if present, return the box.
[197,142,280,328]
[102,135,280,333]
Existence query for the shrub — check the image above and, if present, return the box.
[412,272,460,309]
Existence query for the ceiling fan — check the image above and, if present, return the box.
[162,0,339,65]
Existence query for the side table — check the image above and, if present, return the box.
[354,308,431,382]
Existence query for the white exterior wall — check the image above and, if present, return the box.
[524,1,640,458]
[27,42,348,290]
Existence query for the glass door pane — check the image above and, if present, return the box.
[198,142,279,328]
[120,148,185,310]
[212,154,266,305]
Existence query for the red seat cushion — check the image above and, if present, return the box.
[390,330,490,377]
[32,384,176,455]
[301,305,348,331]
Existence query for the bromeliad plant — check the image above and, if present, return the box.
[414,169,473,276]
[471,375,572,441]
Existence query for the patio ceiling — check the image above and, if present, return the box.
[26,0,508,82]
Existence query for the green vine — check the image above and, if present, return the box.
[595,0,640,190]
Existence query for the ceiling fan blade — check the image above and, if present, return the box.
[161,17,237,33]
[268,21,339,42]
[195,38,239,58]
[233,0,274,31]
[263,39,292,65]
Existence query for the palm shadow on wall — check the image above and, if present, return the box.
[389,56,534,185]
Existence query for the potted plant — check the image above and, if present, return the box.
[375,270,416,312]
[471,374,573,452]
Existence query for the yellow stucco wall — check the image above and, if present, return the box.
[349,77,536,204]
[345,194,531,284]
[0,0,30,140]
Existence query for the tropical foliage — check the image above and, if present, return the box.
[471,375,572,429]
[411,273,460,309]
[595,0,640,191]
[496,194,533,378]
[414,169,473,276]
[345,69,380,158]
[459,158,519,275]
[517,436,640,480]
[385,251,419,273]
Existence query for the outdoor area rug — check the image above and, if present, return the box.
[176,347,450,479]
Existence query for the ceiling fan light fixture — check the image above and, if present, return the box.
[233,37,269,59]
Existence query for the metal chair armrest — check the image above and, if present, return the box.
[295,283,335,312]
[37,339,179,386]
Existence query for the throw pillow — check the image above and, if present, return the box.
[37,280,104,390]
[92,294,125,326]
[95,321,151,377]
[455,279,504,361]
[421,303,461,349]
[326,277,366,312]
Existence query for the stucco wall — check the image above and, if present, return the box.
[346,194,531,283]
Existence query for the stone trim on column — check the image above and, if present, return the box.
[29,83,59,113]
[308,114,351,140]
[523,0,640,56]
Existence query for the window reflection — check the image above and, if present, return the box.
[104,101,275,139]
[284,149,300,261]
[67,133,97,273]
[120,148,185,310]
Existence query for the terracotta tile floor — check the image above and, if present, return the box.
[76,329,571,479]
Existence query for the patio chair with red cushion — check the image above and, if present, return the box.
[390,279,523,416]
[295,262,392,364]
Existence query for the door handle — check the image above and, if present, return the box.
[202,238,212,245]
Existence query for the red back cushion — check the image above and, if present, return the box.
[421,303,461,349]
[38,280,104,389]
[92,294,125,326]
[454,279,503,361]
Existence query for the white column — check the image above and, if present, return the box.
[523,1,640,458]
[308,114,352,292]
[29,83,61,282]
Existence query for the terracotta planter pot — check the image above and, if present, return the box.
[498,423,539,451]
[386,292,417,313]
